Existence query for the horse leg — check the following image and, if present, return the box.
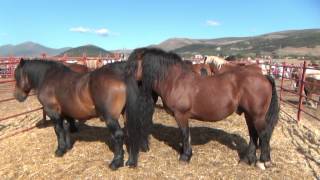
[240,114,258,165]
[44,106,68,157]
[104,115,124,170]
[66,117,78,133]
[175,113,192,162]
[62,119,72,150]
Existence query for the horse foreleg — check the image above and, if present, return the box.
[52,118,68,157]
[175,113,192,162]
[62,119,72,150]
[44,106,68,157]
[66,117,78,133]
[104,116,124,170]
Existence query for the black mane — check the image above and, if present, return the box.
[15,59,70,88]
[104,61,127,75]
[126,48,190,91]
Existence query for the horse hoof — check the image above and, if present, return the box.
[55,149,66,157]
[264,161,273,168]
[179,154,191,162]
[240,154,257,166]
[109,159,124,170]
[140,145,150,152]
[125,160,137,168]
[256,161,266,170]
[66,144,73,150]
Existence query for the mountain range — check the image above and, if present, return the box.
[57,45,111,57]
[152,29,320,58]
[1,29,320,58]
[0,42,71,57]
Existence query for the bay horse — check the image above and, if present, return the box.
[13,59,149,170]
[126,48,279,170]
[292,67,320,108]
[191,63,212,77]
[40,61,91,131]
[63,62,91,72]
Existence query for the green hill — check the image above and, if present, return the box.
[154,29,320,59]
[59,45,111,57]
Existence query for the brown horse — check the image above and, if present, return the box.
[210,63,263,75]
[14,59,149,170]
[191,63,212,76]
[303,77,320,108]
[291,68,320,108]
[63,62,91,72]
[40,61,91,131]
[126,48,279,170]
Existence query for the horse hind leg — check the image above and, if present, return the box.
[257,124,273,170]
[240,114,258,166]
[175,112,192,162]
[103,114,124,170]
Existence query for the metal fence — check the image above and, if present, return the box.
[0,56,319,140]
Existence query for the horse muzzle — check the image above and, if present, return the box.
[13,89,28,102]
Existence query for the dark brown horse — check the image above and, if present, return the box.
[40,61,91,131]
[14,59,149,170]
[63,62,91,72]
[126,48,279,170]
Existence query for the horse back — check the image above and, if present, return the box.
[88,68,127,118]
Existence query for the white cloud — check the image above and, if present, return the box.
[206,20,220,26]
[69,26,114,37]
[69,26,91,33]
[94,28,109,36]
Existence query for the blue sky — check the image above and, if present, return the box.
[0,0,319,50]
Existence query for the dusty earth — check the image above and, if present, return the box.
[0,78,320,179]
[0,95,319,179]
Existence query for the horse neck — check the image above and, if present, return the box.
[24,62,56,89]
[153,65,188,97]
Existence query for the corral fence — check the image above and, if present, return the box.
[0,56,319,140]
[262,61,320,122]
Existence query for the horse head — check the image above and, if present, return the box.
[14,58,32,102]
[204,56,228,74]
[126,48,148,81]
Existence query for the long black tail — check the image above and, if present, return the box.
[137,86,155,151]
[124,76,143,166]
[265,75,280,130]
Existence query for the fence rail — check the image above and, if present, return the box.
[0,55,319,141]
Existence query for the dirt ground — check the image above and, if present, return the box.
[0,94,320,179]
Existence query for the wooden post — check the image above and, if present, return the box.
[297,61,307,121]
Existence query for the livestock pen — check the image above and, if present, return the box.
[0,56,319,179]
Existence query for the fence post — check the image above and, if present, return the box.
[297,61,307,121]
[279,62,286,101]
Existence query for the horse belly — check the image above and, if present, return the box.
[191,98,237,122]
[61,103,96,120]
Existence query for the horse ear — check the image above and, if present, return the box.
[20,58,25,66]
